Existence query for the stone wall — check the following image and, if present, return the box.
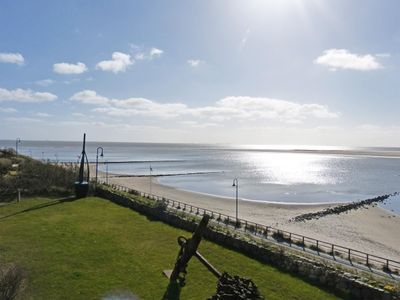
[95,186,399,300]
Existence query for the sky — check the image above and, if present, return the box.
[1,0,400,146]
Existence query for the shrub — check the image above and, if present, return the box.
[0,264,26,300]
[0,151,76,200]
[294,240,305,248]
[0,158,12,176]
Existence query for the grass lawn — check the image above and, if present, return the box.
[0,197,343,299]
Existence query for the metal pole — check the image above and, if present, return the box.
[149,165,152,194]
[232,178,239,226]
[96,147,104,186]
[15,138,21,156]
[95,153,99,186]
[106,161,109,184]
[236,181,238,224]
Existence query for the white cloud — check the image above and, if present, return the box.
[133,47,164,61]
[314,49,382,71]
[0,107,17,113]
[70,90,109,105]
[36,79,54,87]
[0,88,57,103]
[134,53,145,60]
[187,59,202,67]
[0,52,24,65]
[53,62,88,74]
[72,90,338,123]
[96,52,133,73]
[149,47,163,59]
[189,96,339,122]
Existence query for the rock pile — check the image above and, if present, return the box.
[292,193,398,222]
[208,272,264,300]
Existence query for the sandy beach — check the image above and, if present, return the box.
[103,174,400,262]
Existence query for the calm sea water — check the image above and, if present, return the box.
[1,140,399,213]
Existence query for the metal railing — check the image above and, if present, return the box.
[100,181,400,277]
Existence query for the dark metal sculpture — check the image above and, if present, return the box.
[166,215,264,299]
[169,215,221,284]
[74,133,90,198]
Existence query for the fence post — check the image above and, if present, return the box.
[366,254,369,266]
[255,224,258,235]
[17,188,21,202]
[316,240,319,252]
[331,244,334,256]
[302,236,305,248]
[348,249,351,260]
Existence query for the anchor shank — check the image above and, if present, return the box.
[194,250,221,278]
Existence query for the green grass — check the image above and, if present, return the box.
[0,197,342,299]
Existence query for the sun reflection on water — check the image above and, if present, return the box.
[240,152,347,185]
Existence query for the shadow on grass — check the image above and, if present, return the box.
[0,195,76,220]
[162,281,181,300]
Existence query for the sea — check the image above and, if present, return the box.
[1,140,400,214]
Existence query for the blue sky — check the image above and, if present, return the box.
[1,0,400,146]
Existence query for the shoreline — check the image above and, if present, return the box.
[100,172,400,261]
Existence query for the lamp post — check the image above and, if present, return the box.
[106,160,109,184]
[95,147,104,185]
[15,138,21,156]
[149,165,153,194]
[232,178,239,226]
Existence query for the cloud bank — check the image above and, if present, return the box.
[0,88,57,103]
[70,90,339,123]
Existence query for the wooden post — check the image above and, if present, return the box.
[17,188,21,202]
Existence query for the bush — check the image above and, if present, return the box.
[0,151,76,200]
[0,264,25,300]
[0,158,12,176]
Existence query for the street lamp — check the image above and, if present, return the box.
[149,165,153,194]
[15,138,21,156]
[95,147,104,185]
[232,178,239,226]
[106,160,109,184]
